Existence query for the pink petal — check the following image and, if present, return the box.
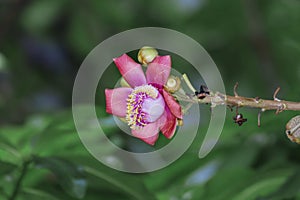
[131,122,160,145]
[105,88,133,117]
[141,93,165,123]
[146,55,171,85]
[159,106,177,139]
[113,54,146,87]
[162,89,182,119]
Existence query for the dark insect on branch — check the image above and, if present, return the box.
[195,85,210,99]
[233,113,247,126]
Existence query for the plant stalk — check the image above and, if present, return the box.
[9,159,31,200]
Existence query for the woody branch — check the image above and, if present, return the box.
[176,74,300,112]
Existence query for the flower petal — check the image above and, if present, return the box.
[105,87,133,117]
[113,54,146,87]
[159,106,177,139]
[146,55,171,85]
[131,122,160,145]
[142,93,165,123]
[162,89,182,119]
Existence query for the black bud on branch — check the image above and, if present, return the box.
[195,85,210,99]
[233,113,247,126]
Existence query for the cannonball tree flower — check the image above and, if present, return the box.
[105,53,182,145]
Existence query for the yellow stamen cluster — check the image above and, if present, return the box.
[131,85,158,99]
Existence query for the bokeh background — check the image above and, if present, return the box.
[1,0,300,199]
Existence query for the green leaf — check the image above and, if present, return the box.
[0,160,18,176]
[31,130,80,156]
[232,176,287,200]
[84,166,156,200]
[21,188,60,200]
[20,0,66,34]
[201,167,255,200]
[30,111,82,156]
[43,111,76,132]
[0,139,22,165]
[0,193,7,200]
[261,171,300,200]
[33,156,87,199]
[0,125,39,157]
[144,154,204,191]
[30,109,119,157]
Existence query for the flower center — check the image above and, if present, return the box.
[126,84,165,129]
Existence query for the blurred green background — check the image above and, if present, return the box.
[1,0,300,199]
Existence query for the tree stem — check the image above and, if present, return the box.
[179,74,300,112]
[195,94,300,111]
[9,159,31,200]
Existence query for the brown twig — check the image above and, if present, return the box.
[258,109,262,127]
[193,94,300,111]
[179,74,300,111]
[234,82,239,97]
[273,87,281,101]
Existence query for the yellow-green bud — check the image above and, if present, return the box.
[165,75,181,93]
[138,46,158,66]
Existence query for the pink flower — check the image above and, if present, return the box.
[105,54,182,145]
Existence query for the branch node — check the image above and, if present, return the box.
[182,74,196,93]
[210,92,226,108]
[195,85,210,99]
[233,113,247,126]
[273,87,281,102]
[234,82,239,97]
[254,96,261,103]
[275,103,287,115]
[258,110,262,127]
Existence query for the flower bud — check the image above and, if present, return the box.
[138,46,158,65]
[165,75,181,93]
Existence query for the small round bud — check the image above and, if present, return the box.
[138,46,158,65]
[165,75,181,93]
[233,113,247,126]
[286,115,300,144]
